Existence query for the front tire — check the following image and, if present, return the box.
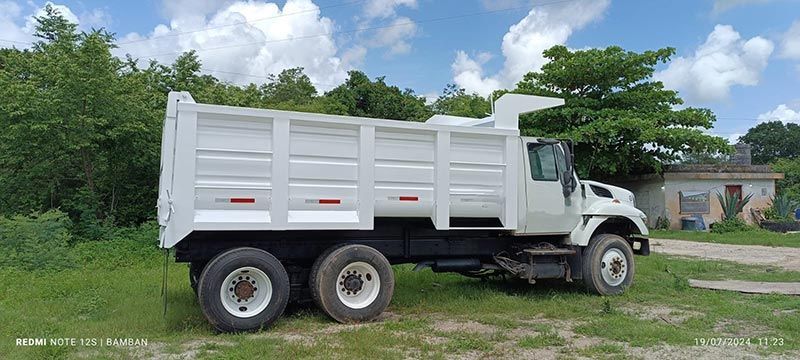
[582,234,635,295]
[310,244,394,323]
[197,247,290,332]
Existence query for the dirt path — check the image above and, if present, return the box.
[651,238,800,272]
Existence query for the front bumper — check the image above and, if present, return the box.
[631,236,650,256]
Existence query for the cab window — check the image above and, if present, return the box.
[528,143,558,181]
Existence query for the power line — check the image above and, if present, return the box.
[201,67,341,88]
[716,116,785,122]
[117,0,366,46]
[0,38,32,45]
[124,0,572,59]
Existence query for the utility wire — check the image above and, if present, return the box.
[201,67,341,88]
[0,38,32,45]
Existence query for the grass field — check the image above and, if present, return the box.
[1,236,799,359]
[651,229,800,248]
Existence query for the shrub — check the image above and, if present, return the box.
[765,193,799,221]
[710,218,752,234]
[70,221,160,269]
[0,210,75,271]
[653,216,670,230]
[716,191,752,221]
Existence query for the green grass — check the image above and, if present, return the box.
[1,237,799,359]
[517,331,565,348]
[651,229,800,248]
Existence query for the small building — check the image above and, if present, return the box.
[612,144,784,230]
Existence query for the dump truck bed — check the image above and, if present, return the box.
[157,92,564,248]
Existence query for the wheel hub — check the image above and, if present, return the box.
[609,257,624,277]
[341,271,364,295]
[234,280,256,300]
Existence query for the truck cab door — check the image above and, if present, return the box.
[522,138,581,234]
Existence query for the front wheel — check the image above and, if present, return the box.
[581,234,635,295]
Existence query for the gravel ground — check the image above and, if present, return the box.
[650,238,800,272]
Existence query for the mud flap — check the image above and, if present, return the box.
[161,248,169,317]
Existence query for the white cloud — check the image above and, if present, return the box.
[780,20,800,59]
[363,0,416,19]
[358,0,418,57]
[757,104,800,123]
[422,91,438,105]
[0,1,113,47]
[80,8,113,29]
[28,2,80,27]
[726,133,745,144]
[0,1,32,46]
[452,51,501,97]
[340,45,367,67]
[161,0,234,19]
[655,24,773,103]
[116,0,354,90]
[451,0,610,97]
[368,17,417,56]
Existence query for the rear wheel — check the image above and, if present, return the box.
[310,244,394,323]
[197,247,290,332]
[582,234,635,295]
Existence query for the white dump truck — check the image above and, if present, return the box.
[158,91,649,332]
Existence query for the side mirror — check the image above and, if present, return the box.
[560,141,575,197]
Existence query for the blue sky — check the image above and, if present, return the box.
[1,0,799,141]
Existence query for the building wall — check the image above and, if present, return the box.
[663,178,775,229]
[612,178,666,228]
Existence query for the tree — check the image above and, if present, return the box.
[0,5,158,234]
[325,70,431,121]
[262,67,316,105]
[431,84,490,118]
[740,121,800,164]
[772,157,800,201]
[512,45,730,179]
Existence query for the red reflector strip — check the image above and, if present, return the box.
[319,199,341,204]
[230,198,256,203]
[399,196,419,201]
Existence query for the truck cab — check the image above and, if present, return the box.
[520,137,649,250]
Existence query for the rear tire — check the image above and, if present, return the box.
[197,247,290,332]
[310,244,394,323]
[582,234,635,295]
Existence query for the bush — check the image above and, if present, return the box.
[710,218,753,234]
[764,193,799,221]
[653,216,670,230]
[0,210,76,270]
[70,221,160,268]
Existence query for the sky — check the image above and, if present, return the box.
[1,0,799,142]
